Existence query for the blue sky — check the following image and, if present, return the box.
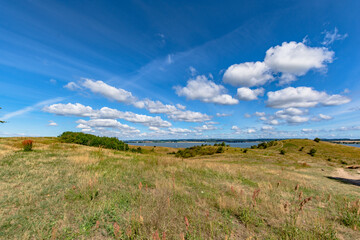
[1,0,359,139]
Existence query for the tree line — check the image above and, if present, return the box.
[59,131,129,151]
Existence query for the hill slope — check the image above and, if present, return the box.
[0,137,359,239]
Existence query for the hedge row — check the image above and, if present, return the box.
[58,131,129,151]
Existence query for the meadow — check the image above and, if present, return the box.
[1,137,360,239]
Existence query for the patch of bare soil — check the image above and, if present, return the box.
[328,168,360,186]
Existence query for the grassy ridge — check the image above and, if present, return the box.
[0,137,360,239]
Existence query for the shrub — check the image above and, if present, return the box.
[22,140,33,151]
[257,142,268,149]
[299,147,304,151]
[314,137,320,143]
[216,146,224,153]
[280,149,286,155]
[175,145,224,158]
[253,141,277,149]
[243,149,248,153]
[309,148,317,156]
[58,132,128,151]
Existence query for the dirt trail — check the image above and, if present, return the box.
[335,168,360,180]
[329,168,360,186]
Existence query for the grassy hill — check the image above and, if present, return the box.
[1,137,360,239]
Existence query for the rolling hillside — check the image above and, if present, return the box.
[0,137,359,239]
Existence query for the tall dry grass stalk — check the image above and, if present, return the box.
[252,189,260,207]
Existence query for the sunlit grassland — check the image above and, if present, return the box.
[0,137,360,239]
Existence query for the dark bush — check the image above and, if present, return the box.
[257,142,268,149]
[253,141,278,149]
[309,148,317,156]
[216,146,224,153]
[58,132,128,151]
[175,145,225,158]
[280,149,286,155]
[299,147,304,151]
[243,149,248,153]
[314,137,320,143]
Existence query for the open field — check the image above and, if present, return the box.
[1,137,360,239]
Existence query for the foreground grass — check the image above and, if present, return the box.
[0,138,360,239]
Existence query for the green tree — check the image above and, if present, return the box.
[0,107,5,123]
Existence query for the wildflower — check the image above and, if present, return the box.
[113,222,120,238]
[95,221,100,229]
[153,230,160,240]
[22,139,33,151]
[184,216,189,231]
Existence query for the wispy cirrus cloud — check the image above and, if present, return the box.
[322,27,348,45]
[1,97,64,121]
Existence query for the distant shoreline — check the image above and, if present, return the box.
[331,141,360,144]
[125,139,360,144]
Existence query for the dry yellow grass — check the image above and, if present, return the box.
[0,137,360,239]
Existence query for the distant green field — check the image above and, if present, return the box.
[1,137,360,239]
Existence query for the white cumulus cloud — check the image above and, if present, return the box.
[64,82,81,91]
[216,113,231,117]
[43,103,171,128]
[193,124,217,131]
[43,103,94,117]
[48,120,57,126]
[254,112,266,117]
[223,61,273,87]
[237,87,264,101]
[175,75,238,105]
[76,119,140,135]
[266,87,350,108]
[319,113,332,120]
[82,78,135,103]
[264,41,334,84]
[275,108,308,118]
[261,125,274,131]
[312,113,333,121]
[302,128,315,133]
